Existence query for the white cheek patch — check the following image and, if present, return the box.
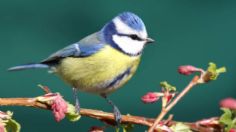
[113,17,147,39]
[113,35,145,55]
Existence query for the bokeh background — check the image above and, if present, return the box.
[0,0,236,131]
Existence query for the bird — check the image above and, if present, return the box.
[8,11,154,123]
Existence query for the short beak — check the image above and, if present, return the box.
[146,37,155,44]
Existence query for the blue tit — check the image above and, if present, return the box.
[8,12,154,123]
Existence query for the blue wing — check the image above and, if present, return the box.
[8,32,105,71]
[41,32,105,65]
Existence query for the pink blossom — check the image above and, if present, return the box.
[141,92,160,103]
[0,111,10,120]
[178,65,200,75]
[0,123,5,132]
[51,94,68,122]
[230,129,236,132]
[220,98,236,110]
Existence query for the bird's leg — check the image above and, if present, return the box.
[101,94,122,124]
[72,88,80,113]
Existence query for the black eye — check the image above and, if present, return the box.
[129,34,142,41]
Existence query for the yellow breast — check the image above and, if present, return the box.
[56,45,141,94]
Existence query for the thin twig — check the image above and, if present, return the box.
[0,97,154,126]
[148,76,200,132]
[0,96,223,131]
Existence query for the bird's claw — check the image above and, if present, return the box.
[75,102,80,114]
[113,105,122,124]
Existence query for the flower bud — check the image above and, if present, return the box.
[220,98,236,110]
[141,92,161,104]
[178,65,200,75]
[51,94,68,122]
[230,129,236,132]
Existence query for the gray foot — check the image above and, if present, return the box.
[101,94,122,125]
[73,88,80,113]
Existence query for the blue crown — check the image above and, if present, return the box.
[118,12,145,31]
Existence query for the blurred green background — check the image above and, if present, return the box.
[0,0,236,131]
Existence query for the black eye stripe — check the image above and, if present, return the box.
[129,34,142,41]
[117,33,143,41]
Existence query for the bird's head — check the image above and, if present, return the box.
[102,12,154,56]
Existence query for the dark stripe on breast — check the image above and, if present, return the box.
[106,68,131,88]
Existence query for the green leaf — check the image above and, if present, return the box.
[65,103,81,122]
[233,110,236,116]
[0,111,21,132]
[220,108,232,125]
[160,81,176,92]
[170,122,192,132]
[5,119,21,132]
[219,108,236,132]
[207,62,226,81]
[232,118,236,127]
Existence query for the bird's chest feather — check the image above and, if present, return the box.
[56,45,141,94]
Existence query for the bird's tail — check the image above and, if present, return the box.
[8,63,49,71]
